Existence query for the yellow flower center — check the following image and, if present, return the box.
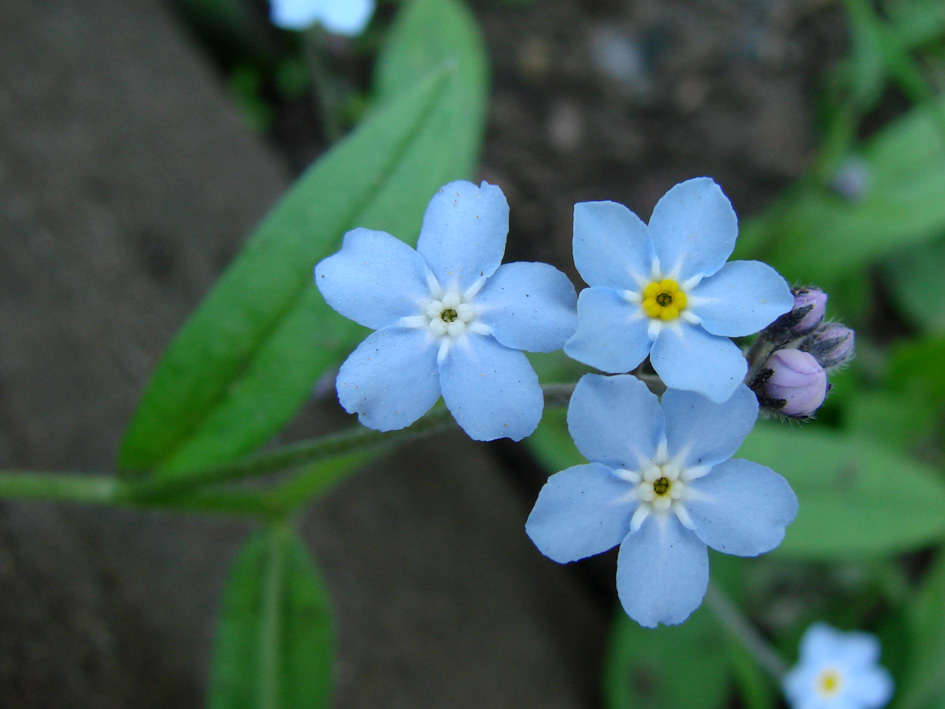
[642,279,687,321]
[817,668,842,696]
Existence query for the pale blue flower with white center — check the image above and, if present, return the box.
[270,0,375,35]
[565,177,794,403]
[315,180,578,441]
[784,623,893,709]
[525,373,797,627]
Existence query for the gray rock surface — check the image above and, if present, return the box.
[0,1,604,706]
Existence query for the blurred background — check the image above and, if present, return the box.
[2,0,944,706]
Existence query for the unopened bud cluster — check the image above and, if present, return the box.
[748,287,855,419]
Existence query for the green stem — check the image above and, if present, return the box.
[304,27,343,144]
[258,522,290,709]
[0,382,580,514]
[0,470,118,504]
[705,582,789,683]
[0,471,272,517]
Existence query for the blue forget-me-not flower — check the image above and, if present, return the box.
[316,181,578,441]
[783,623,893,709]
[565,178,794,402]
[525,373,797,627]
[270,0,375,35]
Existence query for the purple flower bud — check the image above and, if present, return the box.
[792,287,827,334]
[763,349,828,418]
[801,324,855,370]
[764,286,828,341]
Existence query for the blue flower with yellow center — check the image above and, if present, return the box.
[565,177,794,403]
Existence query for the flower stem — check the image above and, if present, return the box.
[0,383,586,514]
[705,581,788,683]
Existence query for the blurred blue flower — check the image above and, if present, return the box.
[784,623,893,709]
[270,0,375,35]
[525,374,797,627]
[565,177,793,402]
[316,181,578,441]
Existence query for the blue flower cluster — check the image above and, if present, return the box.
[316,177,806,627]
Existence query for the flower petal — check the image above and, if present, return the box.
[616,514,709,627]
[648,177,738,282]
[416,180,509,290]
[439,334,542,441]
[271,0,375,34]
[336,327,440,431]
[525,463,636,563]
[687,458,798,556]
[564,288,652,373]
[688,260,794,337]
[572,201,654,289]
[846,666,894,707]
[650,323,747,403]
[662,384,758,469]
[567,374,663,471]
[315,228,431,330]
[476,262,578,353]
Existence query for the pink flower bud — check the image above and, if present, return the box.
[802,324,855,370]
[764,349,828,418]
[792,287,827,334]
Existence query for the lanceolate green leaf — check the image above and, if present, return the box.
[735,97,945,291]
[738,426,945,559]
[603,607,730,709]
[209,526,333,709]
[897,552,945,709]
[118,0,488,477]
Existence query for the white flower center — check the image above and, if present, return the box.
[615,440,707,533]
[398,272,492,362]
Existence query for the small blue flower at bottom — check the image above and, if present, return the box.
[315,180,578,441]
[525,373,797,627]
[784,623,893,709]
[565,177,794,403]
[270,0,375,35]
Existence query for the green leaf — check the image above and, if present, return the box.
[603,607,730,708]
[738,425,945,559]
[735,96,945,295]
[883,235,945,332]
[525,406,583,472]
[119,0,488,477]
[209,526,333,709]
[896,552,945,709]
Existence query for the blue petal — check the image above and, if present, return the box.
[567,374,663,470]
[336,327,440,431]
[572,201,654,289]
[315,228,431,330]
[416,181,509,290]
[847,667,893,706]
[650,324,747,403]
[662,384,758,468]
[648,178,738,282]
[439,334,542,441]
[525,463,636,563]
[564,288,652,373]
[476,262,578,353]
[687,459,798,556]
[689,260,794,337]
[616,514,709,627]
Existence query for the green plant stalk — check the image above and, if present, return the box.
[705,581,789,684]
[0,470,274,517]
[0,384,580,514]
